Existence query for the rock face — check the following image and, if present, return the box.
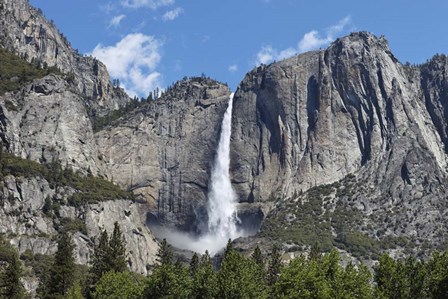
[96,78,231,231]
[0,0,233,274]
[231,32,448,252]
[0,75,105,174]
[0,174,158,275]
[0,0,159,286]
[231,32,447,200]
[0,0,130,113]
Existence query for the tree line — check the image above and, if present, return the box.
[2,224,448,298]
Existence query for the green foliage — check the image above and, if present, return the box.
[374,253,404,298]
[274,250,373,299]
[142,237,192,298]
[109,222,127,273]
[58,217,87,234]
[0,152,46,179]
[19,232,448,299]
[260,180,414,259]
[189,253,199,277]
[0,236,26,299]
[39,231,76,299]
[309,241,322,260]
[92,97,147,132]
[157,239,173,266]
[190,251,217,299]
[217,241,268,299]
[251,245,265,269]
[267,244,282,286]
[260,185,335,251]
[91,230,112,284]
[144,260,192,298]
[335,231,380,259]
[90,223,128,287]
[422,251,448,299]
[93,271,147,299]
[66,173,133,207]
[0,48,61,95]
[0,152,133,207]
[66,281,85,299]
[20,250,53,281]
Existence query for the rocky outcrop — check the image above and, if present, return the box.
[231,32,448,252]
[96,78,231,231]
[1,174,158,275]
[0,75,105,174]
[231,32,447,201]
[0,0,130,113]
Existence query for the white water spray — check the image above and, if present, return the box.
[152,93,245,254]
[206,93,240,241]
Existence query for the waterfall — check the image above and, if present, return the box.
[206,93,240,241]
[150,93,244,254]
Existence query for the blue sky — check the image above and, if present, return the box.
[30,0,448,97]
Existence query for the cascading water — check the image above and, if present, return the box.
[206,93,240,241]
[151,93,245,254]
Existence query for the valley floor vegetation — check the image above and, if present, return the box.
[1,225,448,299]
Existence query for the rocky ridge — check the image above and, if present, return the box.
[0,0,130,113]
[231,32,448,257]
[0,172,158,293]
[0,0,160,286]
[96,77,231,231]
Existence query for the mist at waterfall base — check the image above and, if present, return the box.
[150,94,249,255]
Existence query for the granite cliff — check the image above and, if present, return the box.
[0,0,129,113]
[0,0,232,289]
[0,0,158,286]
[96,77,231,231]
[1,0,448,288]
[231,32,448,258]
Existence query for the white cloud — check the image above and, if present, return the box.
[298,16,351,52]
[108,14,126,28]
[297,30,332,53]
[254,16,351,65]
[255,45,297,65]
[327,16,351,37]
[121,0,174,9]
[228,64,238,72]
[91,33,163,97]
[162,7,184,21]
[256,46,274,65]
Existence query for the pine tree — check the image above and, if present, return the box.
[143,239,192,298]
[109,222,127,273]
[374,253,407,299]
[217,243,268,298]
[191,251,217,299]
[157,239,173,266]
[309,241,321,260]
[0,243,25,299]
[252,245,265,269]
[267,244,282,286]
[189,253,200,277]
[423,251,448,299]
[91,230,111,283]
[44,231,76,298]
[66,281,85,299]
[93,271,147,299]
[90,223,128,285]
